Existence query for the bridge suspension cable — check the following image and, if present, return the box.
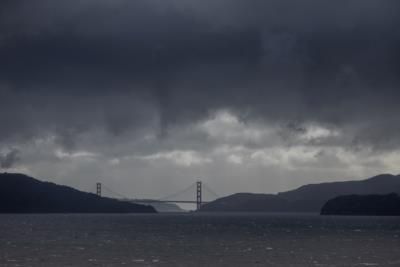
[102,184,130,199]
[202,182,219,199]
[97,180,219,211]
[157,182,196,201]
[158,181,219,202]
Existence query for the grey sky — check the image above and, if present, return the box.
[1,0,400,200]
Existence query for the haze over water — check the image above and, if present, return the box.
[1,213,399,267]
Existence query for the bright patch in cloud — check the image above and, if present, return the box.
[138,150,212,167]
[301,125,340,140]
[55,149,98,160]
[199,110,272,144]
[227,154,243,164]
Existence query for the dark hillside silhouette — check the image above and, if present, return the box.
[321,193,400,216]
[0,173,156,213]
[201,174,400,212]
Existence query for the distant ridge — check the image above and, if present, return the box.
[0,173,156,213]
[130,199,185,212]
[200,174,400,213]
[321,193,400,216]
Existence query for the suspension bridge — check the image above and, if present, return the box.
[96,181,219,210]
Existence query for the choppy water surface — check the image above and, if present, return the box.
[0,213,399,266]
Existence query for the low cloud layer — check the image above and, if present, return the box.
[1,0,400,198]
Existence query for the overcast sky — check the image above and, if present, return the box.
[1,0,400,200]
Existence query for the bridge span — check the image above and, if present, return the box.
[96,180,218,210]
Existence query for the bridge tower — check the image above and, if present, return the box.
[96,182,102,196]
[196,181,202,210]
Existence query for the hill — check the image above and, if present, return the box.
[321,193,400,216]
[200,174,400,213]
[0,173,156,213]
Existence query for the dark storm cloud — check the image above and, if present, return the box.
[1,0,400,151]
[0,148,20,168]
